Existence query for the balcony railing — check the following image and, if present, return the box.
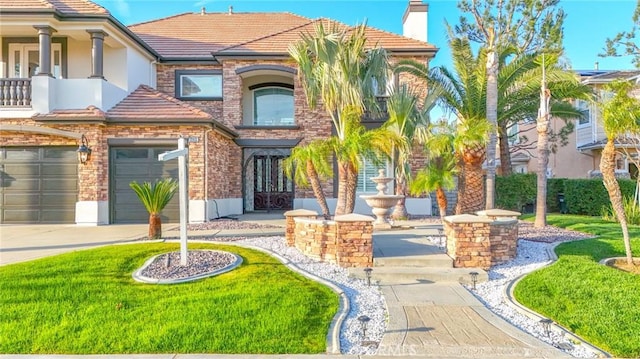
[0,78,31,107]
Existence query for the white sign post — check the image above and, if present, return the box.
[158,137,189,265]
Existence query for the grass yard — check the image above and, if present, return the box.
[514,215,640,358]
[0,242,339,354]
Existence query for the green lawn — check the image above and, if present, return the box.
[0,243,339,354]
[514,215,640,357]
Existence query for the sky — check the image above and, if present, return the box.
[94,0,638,71]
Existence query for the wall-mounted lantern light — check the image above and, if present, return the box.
[77,134,92,164]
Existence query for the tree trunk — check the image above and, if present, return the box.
[485,49,499,210]
[148,213,162,240]
[391,176,409,220]
[498,124,512,176]
[335,161,349,216]
[307,159,331,219]
[601,140,634,265]
[344,163,358,214]
[535,84,551,228]
[456,145,486,214]
[435,187,448,220]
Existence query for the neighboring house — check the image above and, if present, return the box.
[0,0,437,225]
[507,69,640,179]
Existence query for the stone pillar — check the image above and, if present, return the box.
[334,214,374,268]
[34,26,56,77]
[443,214,493,269]
[476,209,521,221]
[488,218,519,266]
[283,209,318,246]
[87,30,108,79]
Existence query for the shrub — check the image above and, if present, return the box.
[546,178,566,213]
[496,173,536,211]
[564,178,636,216]
[601,196,640,225]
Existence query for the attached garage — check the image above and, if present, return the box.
[110,146,179,224]
[0,147,78,224]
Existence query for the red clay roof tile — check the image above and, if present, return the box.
[33,105,106,120]
[106,84,213,122]
[0,0,109,15]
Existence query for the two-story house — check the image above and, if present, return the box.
[506,69,640,179]
[0,0,437,225]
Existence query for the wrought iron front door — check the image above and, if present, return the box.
[253,155,293,211]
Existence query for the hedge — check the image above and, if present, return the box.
[495,174,637,216]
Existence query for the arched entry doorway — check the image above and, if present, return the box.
[242,148,293,212]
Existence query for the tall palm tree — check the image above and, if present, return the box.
[283,140,333,219]
[289,22,389,215]
[129,178,178,240]
[397,34,492,214]
[600,80,640,265]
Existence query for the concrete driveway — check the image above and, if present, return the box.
[0,224,149,266]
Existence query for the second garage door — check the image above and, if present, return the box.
[110,147,179,224]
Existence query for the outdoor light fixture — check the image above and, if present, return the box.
[358,315,371,340]
[539,318,553,337]
[77,134,91,164]
[364,267,373,287]
[469,271,479,290]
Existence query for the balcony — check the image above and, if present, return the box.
[0,79,31,107]
[362,96,389,122]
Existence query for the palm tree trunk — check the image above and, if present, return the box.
[456,146,486,214]
[335,161,349,216]
[601,140,634,265]
[498,125,512,176]
[344,163,358,214]
[391,176,408,220]
[485,49,499,210]
[436,187,448,220]
[149,213,162,240]
[535,85,551,228]
[306,160,331,219]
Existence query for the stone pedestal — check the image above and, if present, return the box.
[284,209,318,246]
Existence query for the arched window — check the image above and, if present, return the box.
[253,85,294,126]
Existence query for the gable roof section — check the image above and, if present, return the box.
[106,85,213,122]
[0,0,109,16]
[129,12,437,59]
[33,105,106,121]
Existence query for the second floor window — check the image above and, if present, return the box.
[576,99,591,126]
[253,86,294,126]
[176,70,222,100]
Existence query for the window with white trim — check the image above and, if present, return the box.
[357,157,392,193]
[576,99,591,126]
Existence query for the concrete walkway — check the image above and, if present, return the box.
[0,215,568,358]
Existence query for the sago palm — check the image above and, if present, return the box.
[284,140,333,219]
[600,80,640,265]
[289,21,389,215]
[129,178,178,240]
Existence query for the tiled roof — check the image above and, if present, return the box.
[106,85,213,122]
[33,105,106,120]
[0,0,109,15]
[129,12,436,59]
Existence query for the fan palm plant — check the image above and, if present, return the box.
[289,21,390,215]
[599,80,640,265]
[283,140,333,219]
[129,178,178,240]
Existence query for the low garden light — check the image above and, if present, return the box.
[364,267,373,287]
[539,318,553,337]
[469,271,479,290]
[358,315,371,340]
[77,134,91,164]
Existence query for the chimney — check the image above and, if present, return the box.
[228,5,233,15]
[402,0,428,42]
[594,61,599,70]
[201,7,205,15]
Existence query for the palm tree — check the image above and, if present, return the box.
[283,140,332,219]
[129,178,178,240]
[600,80,640,265]
[396,34,492,214]
[411,119,458,219]
[383,84,423,219]
[289,22,389,215]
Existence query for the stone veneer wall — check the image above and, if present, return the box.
[283,209,319,246]
[290,214,374,268]
[443,211,520,269]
